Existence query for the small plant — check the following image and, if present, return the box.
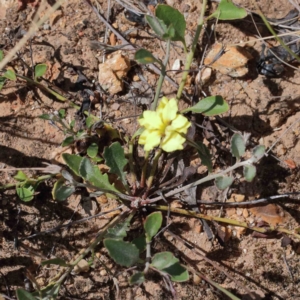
[0,51,66,101]
[2,1,299,300]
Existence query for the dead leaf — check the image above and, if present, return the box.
[249,204,285,226]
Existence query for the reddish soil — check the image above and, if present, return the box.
[1,0,300,299]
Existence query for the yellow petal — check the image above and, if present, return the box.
[139,111,163,130]
[139,130,161,151]
[157,97,169,112]
[170,114,191,133]
[161,131,186,152]
[161,98,178,124]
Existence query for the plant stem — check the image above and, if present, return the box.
[140,151,150,189]
[144,242,151,273]
[176,0,207,100]
[128,141,137,193]
[16,74,66,101]
[156,205,300,240]
[147,160,250,203]
[146,149,162,192]
[253,1,300,63]
[151,39,171,110]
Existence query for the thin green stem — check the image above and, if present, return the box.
[151,39,171,111]
[146,149,162,192]
[176,0,207,100]
[140,151,150,188]
[253,2,300,63]
[128,141,137,193]
[16,74,66,101]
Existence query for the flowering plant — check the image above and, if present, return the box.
[138,97,191,152]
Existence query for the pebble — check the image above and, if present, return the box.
[204,43,252,77]
[193,274,201,284]
[98,52,131,95]
[243,209,249,218]
[73,259,90,274]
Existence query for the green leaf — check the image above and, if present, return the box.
[14,170,28,181]
[132,235,147,252]
[215,176,233,190]
[182,95,229,116]
[61,136,74,147]
[16,186,35,202]
[91,156,103,163]
[32,284,60,299]
[104,239,139,267]
[52,178,75,201]
[144,212,163,243]
[70,119,75,129]
[249,145,265,163]
[87,143,98,158]
[195,141,213,172]
[135,49,160,65]
[4,69,16,80]
[243,164,256,182]
[76,130,86,138]
[211,0,247,20]
[155,5,186,45]
[105,216,131,239]
[58,108,65,119]
[0,76,6,91]
[34,63,47,80]
[62,153,83,176]
[0,50,3,61]
[145,14,168,38]
[151,252,189,282]
[104,142,128,185]
[165,25,175,39]
[79,157,119,192]
[86,116,96,129]
[16,289,37,300]
[129,272,145,285]
[151,252,175,269]
[39,113,53,120]
[231,133,245,159]
[41,258,69,267]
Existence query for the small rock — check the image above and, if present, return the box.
[195,67,212,86]
[204,43,252,77]
[36,277,46,287]
[194,224,202,234]
[234,226,246,238]
[133,75,140,81]
[172,58,181,71]
[73,259,90,274]
[100,269,107,276]
[193,274,201,285]
[243,209,249,218]
[98,52,131,95]
[236,208,243,216]
[226,208,236,217]
[231,193,245,202]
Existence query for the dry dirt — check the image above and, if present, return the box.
[1,0,300,299]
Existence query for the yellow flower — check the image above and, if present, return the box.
[138,97,191,152]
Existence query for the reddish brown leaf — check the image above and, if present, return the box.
[249,204,285,226]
